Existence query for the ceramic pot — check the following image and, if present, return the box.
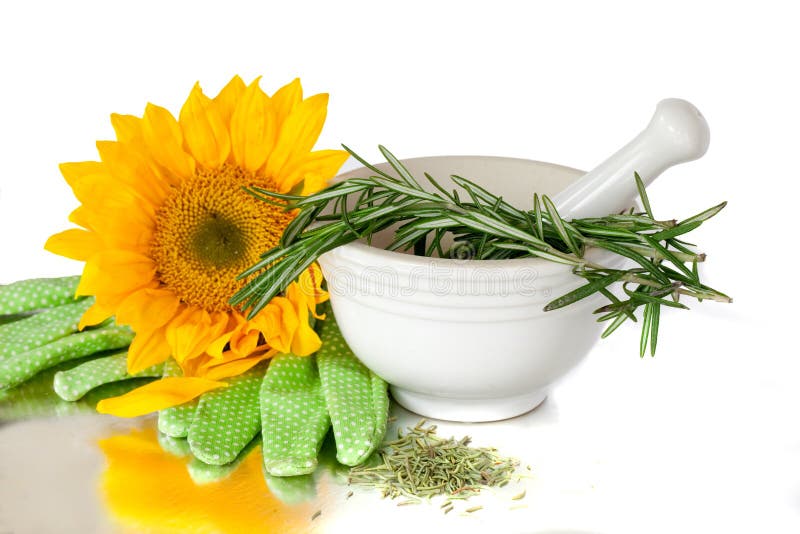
[318,156,625,422]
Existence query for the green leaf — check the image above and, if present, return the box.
[639,235,696,280]
[649,220,703,241]
[679,201,727,225]
[542,195,582,256]
[589,240,672,285]
[533,194,544,241]
[623,286,689,309]
[379,145,420,189]
[634,172,653,218]
[544,271,624,311]
[640,303,652,357]
[341,144,396,181]
[601,313,629,338]
[491,242,581,266]
[649,302,660,356]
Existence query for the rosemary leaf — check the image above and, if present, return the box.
[544,271,624,311]
[234,146,731,356]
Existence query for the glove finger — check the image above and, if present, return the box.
[158,359,198,438]
[370,371,390,451]
[0,325,134,390]
[260,354,330,477]
[187,364,265,465]
[317,312,387,466]
[0,276,81,315]
[53,351,163,401]
[0,298,93,360]
[187,437,260,485]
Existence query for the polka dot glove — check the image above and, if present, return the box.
[0,276,83,315]
[0,297,93,360]
[187,364,265,466]
[260,354,330,477]
[158,359,198,438]
[53,351,164,401]
[0,324,135,390]
[317,311,389,466]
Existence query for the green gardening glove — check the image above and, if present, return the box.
[0,276,133,391]
[187,363,265,465]
[0,297,94,360]
[0,276,83,315]
[158,359,199,438]
[317,308,389,466]
[260,353,330,477]
[0,324,134,390]
[187,437,260,485]
[53,351,164,401]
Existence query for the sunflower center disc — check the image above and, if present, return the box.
[150,165,294,312]
[191,213,247,269]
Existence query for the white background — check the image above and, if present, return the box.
[0,1,798,533]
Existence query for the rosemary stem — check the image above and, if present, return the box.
[235,145,731,356]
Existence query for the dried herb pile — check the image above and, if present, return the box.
[348,420,520,503]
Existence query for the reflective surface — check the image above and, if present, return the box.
[2,319,800,533]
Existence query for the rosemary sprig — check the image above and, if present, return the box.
[233,146,731,356]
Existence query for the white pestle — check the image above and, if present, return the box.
[552,98,710,220]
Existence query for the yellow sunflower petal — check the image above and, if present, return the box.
[256,298,297,354]
[95,377,227,417]
[203,350,275,381]
[285,282,323,356]
[44,228,102,261]
[291,319,322,356]
[264,93,328,180]
[116,288,181,331]
[96,140,168,207]
[230,329,261,358]
[179,83,231,169]
[79,300,115,330]
[213,75,246,127]
[230,79,276,172]
[59,161,106,189]
[279,148,350,194]
[166,308,229,363]
[76,250,156,297]
[272,78,303,126]
[206,331,234,359]
[127,325,172,374]
[68,206,93,229]
[110,113,142,143]
[142,103,195,180]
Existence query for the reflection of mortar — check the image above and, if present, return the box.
[319,156,629,423]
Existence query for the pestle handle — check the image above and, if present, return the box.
[552,99,710,220]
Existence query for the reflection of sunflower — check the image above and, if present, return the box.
[46,76,347,416]
[98,428,315,532]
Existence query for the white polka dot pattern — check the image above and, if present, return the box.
[0,276,82,315]
[0,325,135,390]
[52,351,163,401]
[187,364,265,465]
[0,298,93,360]
[317,313,389,466]
[260,354,330,477]
[158,359,198,438]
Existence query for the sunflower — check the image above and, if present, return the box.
[45,76,348,416]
